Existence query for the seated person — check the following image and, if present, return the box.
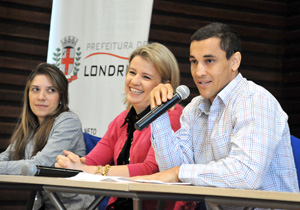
[0,63,93,209]
[56,43,195,210]
[134,23,299,208]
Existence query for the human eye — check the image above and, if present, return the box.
[48,87,56,93]
[31,87,39,92]
[189,58,197,65]
[143,75,151,80]
[128,70,136,75]
[206,59,215,64]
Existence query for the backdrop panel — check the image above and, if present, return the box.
[47,0,153,136]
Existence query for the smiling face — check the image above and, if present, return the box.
[125,56,162,114]
[189,37,240,103]
[29,74,60,124]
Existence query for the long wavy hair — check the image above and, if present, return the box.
[9,63,69,160]
[124,42,180,109]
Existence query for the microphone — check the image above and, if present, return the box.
[21,162,82,177]
[134,85,190,131]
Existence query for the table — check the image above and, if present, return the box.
[0,175,131,210]
[129,182,300,210]
[1,175,300,210]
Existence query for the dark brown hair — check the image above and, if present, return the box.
[10,63,69,160]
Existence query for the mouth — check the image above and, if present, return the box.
[35,104,48,107]
[129,87,143,94]
[198,81,211,86]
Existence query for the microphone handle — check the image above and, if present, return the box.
[135,93,181,131]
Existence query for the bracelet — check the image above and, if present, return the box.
[95,165,102,174]
[102,164,111,176]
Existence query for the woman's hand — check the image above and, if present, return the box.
[55,150,85,170]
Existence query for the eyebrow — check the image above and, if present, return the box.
[203,54,216,58]
[30,85,39,88]
[30,85,55,88]
[189,54,217,59]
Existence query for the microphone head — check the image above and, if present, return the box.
[21,162,37,176]
[176,85,190,100]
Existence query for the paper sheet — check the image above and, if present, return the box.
[67,172,191,185]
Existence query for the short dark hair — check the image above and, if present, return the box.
[190,22,241,59]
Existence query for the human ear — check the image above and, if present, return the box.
[231,52,241,72]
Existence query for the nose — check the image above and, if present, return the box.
[195,63,206,77]
[131,74,141,85]
[37,90,46,100]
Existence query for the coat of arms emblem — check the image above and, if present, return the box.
[52,36,81,83]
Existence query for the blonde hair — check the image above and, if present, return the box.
[124,42,180,109]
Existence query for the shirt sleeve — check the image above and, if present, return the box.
[0,144,13,162]
[84,135,115,166]
[151,103,195,171]
[0,112,85,175]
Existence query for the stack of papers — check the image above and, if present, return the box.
[68,172,191,185]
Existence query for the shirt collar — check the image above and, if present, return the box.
[217,73,243,106]
[197,73,243,115]
[198,98,211,115]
